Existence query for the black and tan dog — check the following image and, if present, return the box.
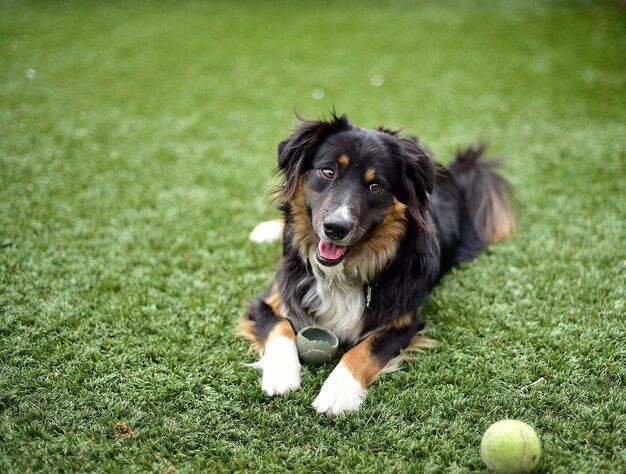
[239,113,515,415]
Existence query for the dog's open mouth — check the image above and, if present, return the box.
[316,239,349,266]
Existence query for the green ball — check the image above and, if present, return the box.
[481,420,541,474]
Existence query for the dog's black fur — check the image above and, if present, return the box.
[240,113,515,414]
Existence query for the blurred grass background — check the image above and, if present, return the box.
[1,0,625,472]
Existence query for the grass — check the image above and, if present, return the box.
[1,0,624,472]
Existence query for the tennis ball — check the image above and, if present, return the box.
[481,420,541,474]
[296,326,339,365]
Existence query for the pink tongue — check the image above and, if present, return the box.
[318,240,347,261]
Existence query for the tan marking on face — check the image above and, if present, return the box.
[338,154,350,166]
[288,177,316,259]
[345,197,408,281]
[364,168,376,182]
[340,338,382,388]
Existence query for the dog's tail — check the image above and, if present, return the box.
[447,145,516,245]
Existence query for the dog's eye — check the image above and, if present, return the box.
[369,182,383,193]
[320,168,335,180]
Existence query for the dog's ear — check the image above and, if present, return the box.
[276,113,351,202]
[399,136,436,232]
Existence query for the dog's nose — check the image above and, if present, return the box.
[323,218,351,241]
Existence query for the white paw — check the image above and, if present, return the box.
[312,362,368,415]
[254,336,301,396]
[249,220,284,243]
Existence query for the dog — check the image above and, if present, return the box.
[239,113,515,415]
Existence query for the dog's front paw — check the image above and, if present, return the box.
[258,336,302,396]
[312,362,367,415]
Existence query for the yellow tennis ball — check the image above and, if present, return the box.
[481,420,541,474]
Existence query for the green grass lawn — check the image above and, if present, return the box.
[1,0,625,472]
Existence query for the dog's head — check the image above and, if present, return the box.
[277,114,435,272]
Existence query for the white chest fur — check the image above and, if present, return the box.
[301,260,365,344]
